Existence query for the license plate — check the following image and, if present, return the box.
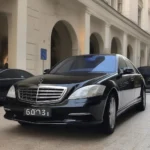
[24,108,51,117]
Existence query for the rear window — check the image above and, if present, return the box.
[0,69,33,78]
[0,70,20,78]
[138,67,150,75]
[18,70,33,78]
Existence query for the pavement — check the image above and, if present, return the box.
[0,95,150,150]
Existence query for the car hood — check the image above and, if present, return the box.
[16,73,115,88]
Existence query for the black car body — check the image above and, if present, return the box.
[4,55,146,134]
[0,69,33,105]
[138,66,150,92]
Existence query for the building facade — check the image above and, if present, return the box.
[0,0,150,75]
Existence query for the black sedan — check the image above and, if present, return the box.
[0,69,33,105]
[138,66,150,92]
[4,54,146,134]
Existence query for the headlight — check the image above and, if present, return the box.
[7,86,16,98]
[68,85,106,100]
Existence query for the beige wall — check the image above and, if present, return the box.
[130,0,138,24]
[141,0,149,31]
[25,0,150,74]
[27,0,84,74]
[0,0,150,74]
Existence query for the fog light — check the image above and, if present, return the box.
[4,108,11,111]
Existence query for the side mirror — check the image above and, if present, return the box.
[118,69,124,76]
[123,68,134,74]
[43,69,51,74]
[118,68,134,76]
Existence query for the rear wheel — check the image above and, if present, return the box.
[102,94,117,134]
[137,87,146,111]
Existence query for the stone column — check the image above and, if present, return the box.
[145,45,148,66]
[134,39,140,67]
[115,0,118,10]
[79,10,91,54]
[104,23,111,54]
[122,33,127,57]
[8,0,27,69]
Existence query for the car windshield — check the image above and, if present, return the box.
[50,55,117,75]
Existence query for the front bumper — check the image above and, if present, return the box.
[4,97,106,125]
[0,91,7,105]
[0,97,6,106]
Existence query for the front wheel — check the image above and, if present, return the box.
[102,94,117,134]
[136,87,146,111]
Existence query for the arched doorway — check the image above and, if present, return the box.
[0,15,8,69]
[51,21,78,67]
[90,33,104,54]
[140,50,145,66]
[127,45,133,61]
[111,37,122,54]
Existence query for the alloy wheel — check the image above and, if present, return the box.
[109,97,116,129]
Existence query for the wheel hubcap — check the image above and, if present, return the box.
[109,97,116,129]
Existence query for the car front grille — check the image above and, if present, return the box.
[18,85,67,104]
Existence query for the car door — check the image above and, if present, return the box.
[117,56,134,109]
[125,59,142,103]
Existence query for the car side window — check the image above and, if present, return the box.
[125,59,137,73]
[19,70,33,78]
[118,57,127,71]
[0,70,20,78]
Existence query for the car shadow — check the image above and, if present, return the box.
[5,124,108,141]
[4,107,140,141]
[116,107,139,127]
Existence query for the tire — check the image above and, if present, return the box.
[102,94,117,134]
[136,87,146,111]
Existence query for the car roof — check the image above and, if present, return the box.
[0,69,33,75]
[72,54,120,57]
[0,69,7,73]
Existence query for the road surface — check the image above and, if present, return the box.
[0,95,150,150]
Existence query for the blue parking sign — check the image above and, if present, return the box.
[41,48,47,60]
